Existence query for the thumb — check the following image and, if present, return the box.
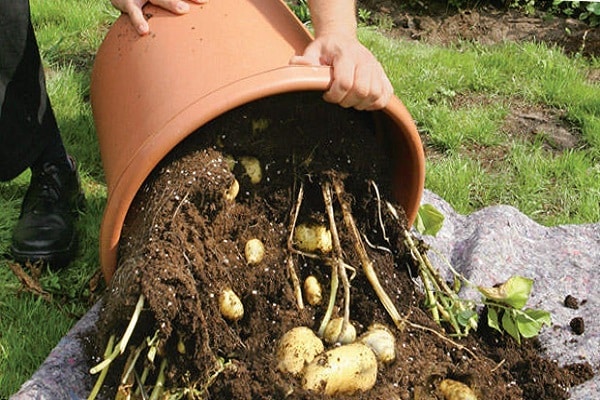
[289,54,319,66]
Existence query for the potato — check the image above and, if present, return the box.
[239,156,262,184]
[223,178,239,201]
[244,238,265,265]
[218,288,244,321]
[293,223,332,253]
[359,323,396,364]
[322,317,356,345]
[251,118,270,134]
[303,275,322,306]
[223,154,236,171]
[439,379,478,400]
[302,342,378,395]
[276,327,324,376]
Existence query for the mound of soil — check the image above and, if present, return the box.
[92,92,593,399]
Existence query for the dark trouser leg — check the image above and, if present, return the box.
[0,0,67,182]
[1,1,83,268]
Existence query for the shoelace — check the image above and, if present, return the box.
[23,164,65,213]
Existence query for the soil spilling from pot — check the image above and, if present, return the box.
[92,92,593,399]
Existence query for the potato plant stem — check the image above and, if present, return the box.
[318,261,339,337]
[120,339,146,387]
[87,334,116,400]
[322,181,352,341]
[331,176,406,331]
[286,183,306,310]
[149,358,168,400]
[399,214,477,336]
[90,294,145,375]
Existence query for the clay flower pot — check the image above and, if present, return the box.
[91,0,425,282]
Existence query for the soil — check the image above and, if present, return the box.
[91,3,598,399]
[91,92,593,399]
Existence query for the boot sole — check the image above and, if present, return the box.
[11,234,78,269]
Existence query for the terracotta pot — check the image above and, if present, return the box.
[91,0,425,282]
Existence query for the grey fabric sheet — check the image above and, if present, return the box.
[11,189,599,399]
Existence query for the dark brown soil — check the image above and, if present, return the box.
[92,92,593,399]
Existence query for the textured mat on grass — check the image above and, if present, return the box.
[11,190,599,399]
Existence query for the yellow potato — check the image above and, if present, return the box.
[244,238,265,265]
[293,223,332,253]
[218,289,244,321]
[239,156,262,184]
[358,323,396,364]
[303,275,323,306]
[302,342,378,395]
[439,379,478,400]
[322,317,356,345]
[223,178,239,201]
[276,327,324,376]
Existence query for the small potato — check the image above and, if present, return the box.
[276,327,324,376]
[303,275,322,306]
[223,155,237,172]
[224,178,240,201]
[439,379,478,400]
[219,289,244,321]
[244,238,265,265]
[251,118,270,134]
[302,342,378,395]
[323,317,356,345]
[293,223,332,254]
[239,156,262,184]
[359,323,396,364]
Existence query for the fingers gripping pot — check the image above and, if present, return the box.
[91,0,425,283]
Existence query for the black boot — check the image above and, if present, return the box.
[11,157,85,268]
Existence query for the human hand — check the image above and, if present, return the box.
[111,0,208,36]
[289,34,393,111]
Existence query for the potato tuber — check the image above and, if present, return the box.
[276,326,324,376]
[302,342,378,395]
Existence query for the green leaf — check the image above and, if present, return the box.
[587,2,600,15]
[523,308,552,325]
[486,307,502,333]
[415,204,445,236]
[502,310,521,344]
[478,276,533,309]
[516,309,552,338]
[457,309,478,327]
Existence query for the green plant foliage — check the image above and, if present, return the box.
[479,276,552,344]
[478,275,533,309]
[286,0,311,25]
[357,8,373,26]
[554,0,600,26]
[415,203,445,236]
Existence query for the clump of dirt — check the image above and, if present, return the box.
[92,92,593,399]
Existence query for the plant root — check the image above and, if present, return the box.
[286,183,307,310]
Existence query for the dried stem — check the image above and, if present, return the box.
[331,175,407,331]
[321,181,352,341]
[286,183,306,310]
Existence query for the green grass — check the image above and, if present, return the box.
[360,29,600,224]
[0,2,599,397]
